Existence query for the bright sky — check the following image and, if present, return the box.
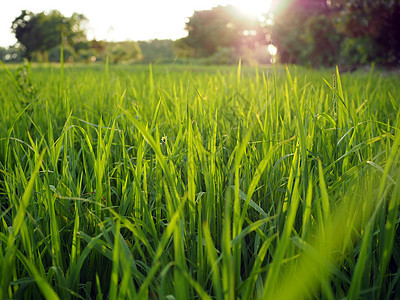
[0,0,272,47]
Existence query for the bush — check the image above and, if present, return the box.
[207,47,238,64]
[340,37,375,65]
[302,15,342,67]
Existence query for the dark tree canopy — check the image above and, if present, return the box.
[271,0,335,65]
[333,0,400,64]
[11,10,88,61]
[271,0,400,66]
[181,1,400,66]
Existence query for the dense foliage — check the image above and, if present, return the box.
[5,1,400,66]
[182,6,264,61]
[11,10,88,61]
[174,0,400,66]
[138,40,175,63]
[271,1,339,67]
[271,0,400,66]
[0,62,399,299]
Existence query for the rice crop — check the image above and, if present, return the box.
[1,61,400,299]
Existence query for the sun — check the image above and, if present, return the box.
[231,0,272,17]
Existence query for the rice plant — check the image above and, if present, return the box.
[1,61,399,299]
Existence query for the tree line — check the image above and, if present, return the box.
[1,10,176,64]
[269,0,400,67]
[1,1,399,67]
[175,0,399,66]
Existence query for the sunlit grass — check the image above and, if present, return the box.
[0,61,399,299]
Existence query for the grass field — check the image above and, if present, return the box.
[1,61,400,299]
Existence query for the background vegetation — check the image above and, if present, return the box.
[270,0,400,67]
[1,0,399,67]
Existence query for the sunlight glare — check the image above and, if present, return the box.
[267,44,277,56]
[233,0,272,17]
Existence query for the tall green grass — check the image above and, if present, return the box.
[1,61,400,299]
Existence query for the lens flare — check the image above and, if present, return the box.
[233,0,272,17]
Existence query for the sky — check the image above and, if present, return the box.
[0,0,272,47]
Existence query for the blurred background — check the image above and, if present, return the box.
[0,0,399,68]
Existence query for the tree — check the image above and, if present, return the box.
[11,10,88,61]
[302,15,342,67]
[106,41,142,64]
[182,5,265,59]
[332,0,400,65]
[0,46,23,63]
[139,39,174,63]
[270,0,335,65]
[270,0,400,66]
[173,38,195,59]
